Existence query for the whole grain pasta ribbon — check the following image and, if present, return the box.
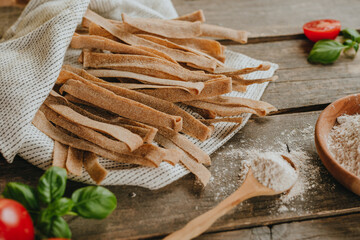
[32,111,157,167]
[59,79,183,131]
[122,13,202,39]
[45,93,143,152]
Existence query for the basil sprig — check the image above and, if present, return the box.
[307,28,360,64]
[2,166,117,239]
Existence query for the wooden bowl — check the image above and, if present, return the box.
[315,93,360,196]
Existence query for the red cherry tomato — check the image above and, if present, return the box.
[0,199,34,240]
[303,19,341,42]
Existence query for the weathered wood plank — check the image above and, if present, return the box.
[68,111,360,239]
[225,40,360,110]
[173,0,360,39]
[2,111,356,239]
[272,213,360,239]
[197,226,270,240]
[0,7,22,37]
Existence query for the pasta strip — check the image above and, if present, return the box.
[83,151,108,184]
[166,37,224,61]
[200,96,277,114]
[155,134,211,187]
[59,79,183,131]
[84,10,220,71]
[86,69,205,94]
[200,23,249,44]
[200,117,243,124]
[122,13,202,39]
[50,92,158,144]
[215,63,271,75]
[32,111,157,167]
[184,97,277,117]
[66,147,83,176]
[94,82,212,141]
[45,93,143,151]
[135,33,219,71]
[174,10,205,22]
[82,51,217,81]
[138,77,232,102]
[70,34,177,63]
[52,141,68,168]
[159,129,211,166]
[232,75,278,86]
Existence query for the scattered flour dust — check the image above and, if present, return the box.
[214,123,323,214]
[248,151,298,192]
[328,114,360,176]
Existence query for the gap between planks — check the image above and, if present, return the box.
[149,207,360,240]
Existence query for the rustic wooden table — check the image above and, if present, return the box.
[1,0,360,239]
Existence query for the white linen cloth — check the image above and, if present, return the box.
[0,0,278,189]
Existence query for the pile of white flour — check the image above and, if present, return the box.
[328,114,360,176]
[247,151,298,192]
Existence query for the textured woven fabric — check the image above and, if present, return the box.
[0,0,278,190]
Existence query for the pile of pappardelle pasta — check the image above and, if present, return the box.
[33,9,278,186]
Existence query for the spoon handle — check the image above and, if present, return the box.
[164,185,259,240]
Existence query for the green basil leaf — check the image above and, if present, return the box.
[42,198,74,219]
[72,186,117,219]
[3,182,39,211]
[342,28,360,42]
[38,214,71,239]
[37,166,67,204]
[308,39,345,64]
[354,42,359,52]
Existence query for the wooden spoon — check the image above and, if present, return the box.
[164,155,297,240]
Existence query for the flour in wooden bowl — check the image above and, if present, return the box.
[328,114,360,177]
[248,151,298,192]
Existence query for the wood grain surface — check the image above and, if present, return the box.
[1,0,360,239]
[173,0,360,40]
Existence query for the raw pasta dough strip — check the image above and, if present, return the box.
[70,34,177,64]
[41,104,133,155]
[84,10,219,72]
[215,63,271,75]
[174,10,205,22]
[200,117,243,124]
[155,134,211,187]
[94,82,212,141]
[66,147,83,176]
[232,82,247,92]
[86,69,205,95]
[183,99,276,117]
[82,50,217,82]
[32,111,157,167]
[200,23,249,44]
[99,82,200,95]
[135,33,220,71]
[59,79,183,131]
[158,129,211,166]
[232,75,278,86]
[53,141,68,168]
[122,13,202,39]
[45,93,143,152]
[83,151,108,184]
[50,93,158,144]
[166,37,224,62]
[43,104,180,167]
[199,96,277,114]
[138,77,232,102]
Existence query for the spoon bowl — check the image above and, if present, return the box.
[315,93,360,196]
[165,155,298,240]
